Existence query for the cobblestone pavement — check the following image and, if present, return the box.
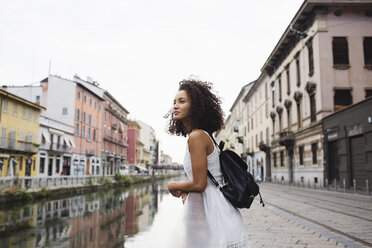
[240,183,372,248]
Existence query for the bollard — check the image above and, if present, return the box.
[343,179,346,192]
[353,179,357,192]
[326,179,329,190]
[320,179,323,190]
[367,179,370,195]
[335,178,337,191]
[308,179,310,188]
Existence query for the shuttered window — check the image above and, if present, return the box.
[333,37,349,65]
[334,89,352,111]
[363,37,372,65]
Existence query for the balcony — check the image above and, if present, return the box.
[111,123,117,130]
[86,148,95,157]
[233,126,239,133]
[47,143,72,153]
[278,131,295,149]
[0,138,38,154]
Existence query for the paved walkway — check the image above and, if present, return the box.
[241,183,372,248]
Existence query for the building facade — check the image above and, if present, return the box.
[127,120,142,165]
[243,76,272,181]
[323,97,372,190]
[261,0,372,185]
[101,92,129,175]
[0,88,44,178]
[137,120,157,167]
[73,82,103,176]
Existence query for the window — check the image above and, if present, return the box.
[299,146,304,165]
[285,64,290,95]
[82,126,85,138]
[88,128,91,139]
[251,118,253,130]
[84,95,87,103]
[89,99,92,107]
[272,119,275,135]
[13,103,18,116]
[28,109,32,120]
[88,115,92,125]
[333,37,349,65]
[265,83,268,99]
[297,102,302,129]
[76,109,80,121]
[280,150,284,167]
[266,127,269,145]
[271,83,275,107]
[39,157,45,173]
[1,127,6,146]
[3,99,8,113]
[265,103,268,118]
[287,109,291,131]
[22,106,26,119]
[278,75,282,102]
[296,54,301,86]
[93,129,96,141]
[310,94,316,123]
[364,37,372,66]
[76,124,80,136]
[82,112,86,123]
[334,89,352,111]
[34,112,38,122]
[312,143,317,165]
[56,159,60,173]
[366,89,372,98]
[307,39,314,76]
[273,152,277,167]
[255,134,258,147]
[36,95,40,102]
[260,131,263,143]
[279,113,283,132]
[62,107,68,115]
[77,91,81,100]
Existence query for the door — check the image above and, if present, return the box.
[327,141,338,181]
[350,135,365,190]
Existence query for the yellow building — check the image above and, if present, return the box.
[0,89,45,177]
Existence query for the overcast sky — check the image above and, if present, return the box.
[0,0,304,163]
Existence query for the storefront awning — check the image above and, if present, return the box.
[135,164,148,172]
[42,132,51,144]
[0,153,10,158]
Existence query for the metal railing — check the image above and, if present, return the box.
[271,177,370,195]
[0,175,115,190]
[0,138,38,153]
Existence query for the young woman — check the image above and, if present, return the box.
[166,79,250,248]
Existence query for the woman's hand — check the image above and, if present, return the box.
[168,181,181,198]
[169,190,182,198]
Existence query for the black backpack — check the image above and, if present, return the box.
[207,133,265,209]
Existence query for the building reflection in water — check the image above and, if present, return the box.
[0,180,166,248]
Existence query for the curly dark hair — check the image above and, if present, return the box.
[166,79,224,136]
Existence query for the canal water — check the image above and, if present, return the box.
[0,176,187,248]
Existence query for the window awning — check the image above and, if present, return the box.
[42,132,51,144]
[70,139,76,148]
[64,137,71,148]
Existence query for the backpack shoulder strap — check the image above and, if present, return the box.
[207,170,221,188]
[204,131,224,152]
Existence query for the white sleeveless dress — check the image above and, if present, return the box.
[183,131,250,248]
